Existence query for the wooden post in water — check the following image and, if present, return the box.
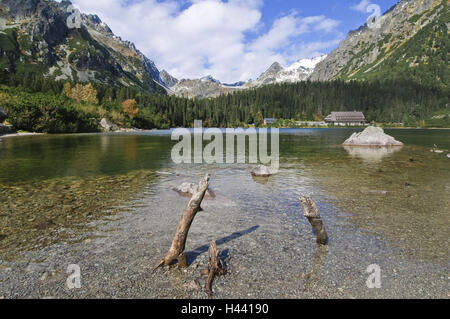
[299,196,328,245]
[154,174,211,270]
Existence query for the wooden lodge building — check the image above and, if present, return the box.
[263,118,276,125]
[324,112,366,126]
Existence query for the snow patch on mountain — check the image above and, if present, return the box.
[248,54,327,87]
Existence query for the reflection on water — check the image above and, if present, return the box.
[301,245,327,292]
[251,175,270,185]
[343,146,403,163]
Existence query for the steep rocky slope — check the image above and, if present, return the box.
[0,0,166,93]
[311,0,449,88]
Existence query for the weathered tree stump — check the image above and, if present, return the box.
[299,196,328,245]
[154,174,211,270]
[205,240,225,297]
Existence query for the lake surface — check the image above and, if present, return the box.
[0,128,449,298]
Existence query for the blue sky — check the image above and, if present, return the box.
[259,0,397,41]
[70,0,398,82]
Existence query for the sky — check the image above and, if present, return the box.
[66,0,398,83]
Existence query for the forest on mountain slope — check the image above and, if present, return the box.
[340,2,449,90]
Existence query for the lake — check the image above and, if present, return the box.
[0,128,448,298]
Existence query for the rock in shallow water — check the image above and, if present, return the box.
[173,183,215,199]
[251,165,273,177]
[343,126,403,146]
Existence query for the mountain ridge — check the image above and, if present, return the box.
[161,55,328,98]
[0,0,166,94]
[310,0,449,88]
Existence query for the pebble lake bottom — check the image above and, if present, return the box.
[0,128,448,298]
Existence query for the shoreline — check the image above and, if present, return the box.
[1,127,449,139]
[0,132,45,138]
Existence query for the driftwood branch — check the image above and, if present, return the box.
[299,196,328,245]
[154,174,211,270]
[205,240,225,297]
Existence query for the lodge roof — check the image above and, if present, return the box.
[325,112,366,122]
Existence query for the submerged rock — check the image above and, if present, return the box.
[343,126,403,146]
[34,219,56,230]
[360,189,388,195]
[173,182,215,199]
[430,145,447,154]
[251,165,273,177]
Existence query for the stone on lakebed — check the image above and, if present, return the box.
[251,165,273,177]
[173,182,215,199]
[343,126,403,146]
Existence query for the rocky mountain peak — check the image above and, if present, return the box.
[82,14,113,35]
[266,62,283,73]
[243,55,327,88]
[200,75,220,83]
[160,70,179,88]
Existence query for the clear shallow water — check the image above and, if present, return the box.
[0,129,448,297]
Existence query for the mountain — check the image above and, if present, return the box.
[251,62,284,85]
[245,55,327,87]
[161,73,241,98]
[160,69,179,88]
[0,0,166,93]
[162,55,326,98]
[311,0,449,88]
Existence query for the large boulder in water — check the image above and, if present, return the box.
[343,126,403,146]
[173,182,215,199]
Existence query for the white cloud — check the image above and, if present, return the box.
[68,0,342,83]
[350,0,371,13]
